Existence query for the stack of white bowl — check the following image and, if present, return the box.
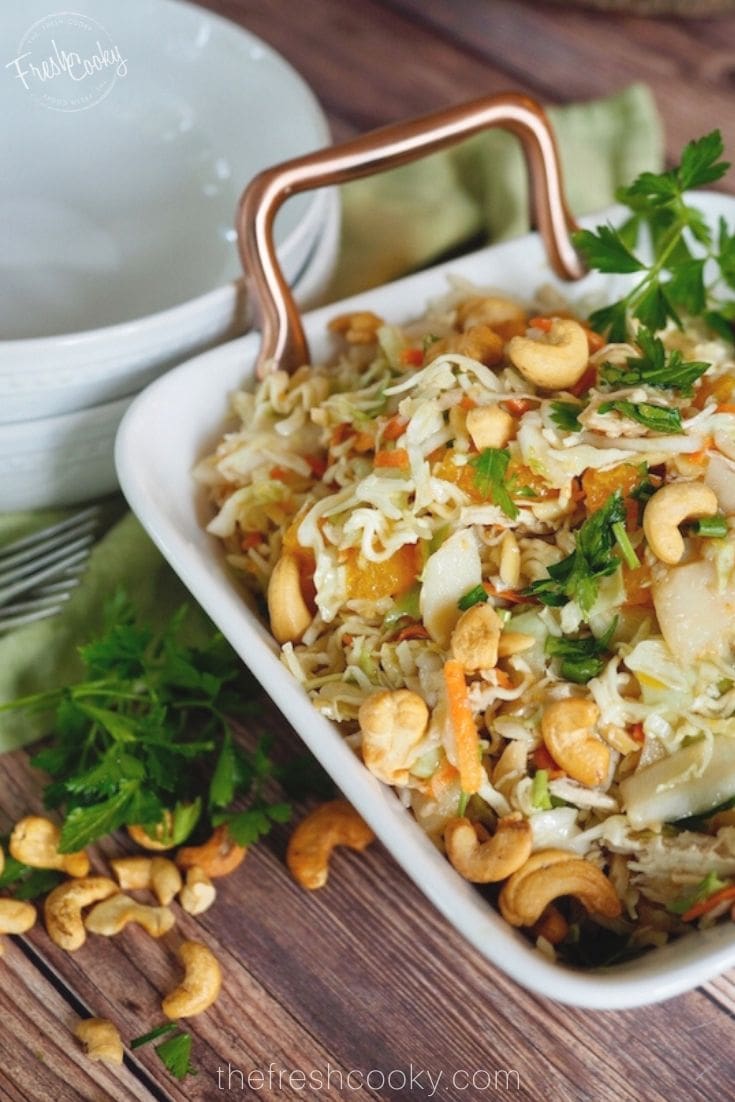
[0,0,340,511]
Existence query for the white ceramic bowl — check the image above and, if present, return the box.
[0,189,340,512]
[0,0,331,423]
[116,190,735,1008]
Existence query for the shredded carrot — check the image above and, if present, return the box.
[583,325,605,353]
[569,364,597,397]
[353,431,374,453]
[331,422,352,446]
[529,316,553,332]
[716,403,735,415]
[682,884,735,923]
[482,582,529,605]
[443,659,484,794]
[400,346,424,367]
[460,394,477,411]
[382,414,408,441]
[630,723,645,744]
[392,622,431,643]
[374,448,409,469]
[501,397,534,417]
[306,453,327,479]
[532,745,565,779]
[240,532,263,551]
[269,466,291,482]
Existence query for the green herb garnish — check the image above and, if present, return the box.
[550,401,583,432]
[573,131,732,341]
[524,492,626,616]
[531,770,553,810]
[612,522,640,569]
[600,328,709,394]
[457,584,489,611]
[468,448,519,520]
[667,870,729,914]
[1,593,290,852]
[598,399,683,435]
[0,847,63,900]
[131,1023,196,1081]
[693,515,728,538]
[545,620,617,684]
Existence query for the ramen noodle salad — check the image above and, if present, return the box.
[196,279,735,966]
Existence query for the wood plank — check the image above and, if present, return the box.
[383,0,735,161]
[0,939,156,1102]
[194,0,524,134]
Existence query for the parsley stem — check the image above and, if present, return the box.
[131,1022,178,1049]
[626,207,688,315]
[613,522,640,569]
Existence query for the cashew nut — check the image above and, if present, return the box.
[444,813,532,883]
[0,898,36,936]
[176,826,247,879]
[541,697,608,788]
[498,530,521,589]
[643,481,718,564]
[84,893,175,938]
[358,689,429,785]
[162,940,222,1019]
[179,866,217,915]
[286,799,375,890]
[456,295,526,332]
[328,310,383,344]
[532,904,569,946]
[127,814,174,851]
[456,325,504,367]
[450,603,501,672]
[507,318,589,389]
[497,631,535,658]
[466,404,515,450]
[499,848,622,927]
[110,856,182,905]
[9,816,89,878]
[44,877,118,951]
[74,1018,123,1065]
[267,553,312,644]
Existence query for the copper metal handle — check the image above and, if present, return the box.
[237,91,585,378]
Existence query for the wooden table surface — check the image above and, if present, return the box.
[7,2,735,1100]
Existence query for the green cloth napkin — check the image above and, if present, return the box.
[0,84,663,751]
[332,84,662,295]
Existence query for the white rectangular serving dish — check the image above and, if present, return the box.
[115,190,735,1008]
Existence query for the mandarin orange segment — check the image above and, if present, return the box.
[345,543,419,600]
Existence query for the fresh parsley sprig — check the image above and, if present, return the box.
[599,328,709,394]
[524,492,626,615]
[545,620,617,684]
[0,594,291,852]
[469,447,519,519]
[597,398,683,435]
[132,1022,196,1081]
[550,401,583,432]
[573,131,733,341]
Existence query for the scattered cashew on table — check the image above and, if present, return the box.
[0,800,377,1069]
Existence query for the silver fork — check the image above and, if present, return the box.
[0,506,100,633]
